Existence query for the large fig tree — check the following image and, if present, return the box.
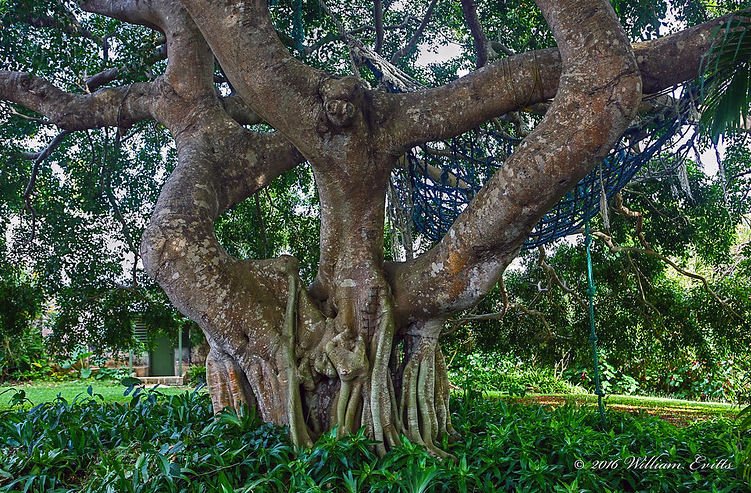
[1,0,745,454]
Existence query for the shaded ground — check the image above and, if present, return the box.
[499,393,739,426]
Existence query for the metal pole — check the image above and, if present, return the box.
[585,216,606,426]
[178,326,183,378]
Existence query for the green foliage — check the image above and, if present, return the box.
[185,365,206,387]
[0,388,748,492]
[0,265,44,381]
[447,150,751,402]
[700,10,751,142]
[448,352,587,397]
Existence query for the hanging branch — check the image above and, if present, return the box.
[451,276,561,341]
[459,0,494,68]
[389,0,438,64]
[536,246,587,309]
[19,131,71,247]
[586,193,743,319]
[254,193,269,257]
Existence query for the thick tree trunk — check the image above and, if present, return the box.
[141,0,640,456]
[8,0,729,457]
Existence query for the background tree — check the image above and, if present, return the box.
[0,0,748,454]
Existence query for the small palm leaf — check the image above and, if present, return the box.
[699,11,751,142]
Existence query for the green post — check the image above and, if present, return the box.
[128,320,133,376]
[585,216,606,426]
[178,326,183,378]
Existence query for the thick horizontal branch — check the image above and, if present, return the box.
[0,71,157,130]
[382,11,739,151]
[81,0,161,30]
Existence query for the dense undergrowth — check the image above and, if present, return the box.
[448,351,751,402]
[0,387,748,493]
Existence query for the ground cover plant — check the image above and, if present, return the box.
[0,387,748,492]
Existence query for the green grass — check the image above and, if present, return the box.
[0,380,200,408]
[3,381,736,416]
[479,390,737,408]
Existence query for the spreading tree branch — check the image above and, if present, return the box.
[389,0,642,324]
[383,12,743,151]
[0,72,157,131]
[389,0,438,64]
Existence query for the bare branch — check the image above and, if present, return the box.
[9,108,52,126]
[18,131,71,248]
[84,41,166,92]
[460,0,494,68]
[389,0,438,64]
[0,71,157,131]
[382,12,742,150]
[374,0,385,54]
[536,246,587,309]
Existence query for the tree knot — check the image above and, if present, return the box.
[319,76,363,128]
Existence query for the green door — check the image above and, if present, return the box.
[149,333,175,376]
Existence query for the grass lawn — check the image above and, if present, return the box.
[477,390,740,425]
[0,380,202,408]
[2,381,738,423]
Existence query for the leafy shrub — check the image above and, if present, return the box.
[449,352,587,396]
[0,386,748,492]
[0,267,45,382]
[186,365,206,387]
[563,350,751,402]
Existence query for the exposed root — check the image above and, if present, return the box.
[204,274,457,457]
[206,346,256,413]
[395,321,457,458]
[281,273,313,447]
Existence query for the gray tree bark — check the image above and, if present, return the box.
[0,0,741,454]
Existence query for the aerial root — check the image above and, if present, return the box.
[397,336,455,459]
[206,346,257,414]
